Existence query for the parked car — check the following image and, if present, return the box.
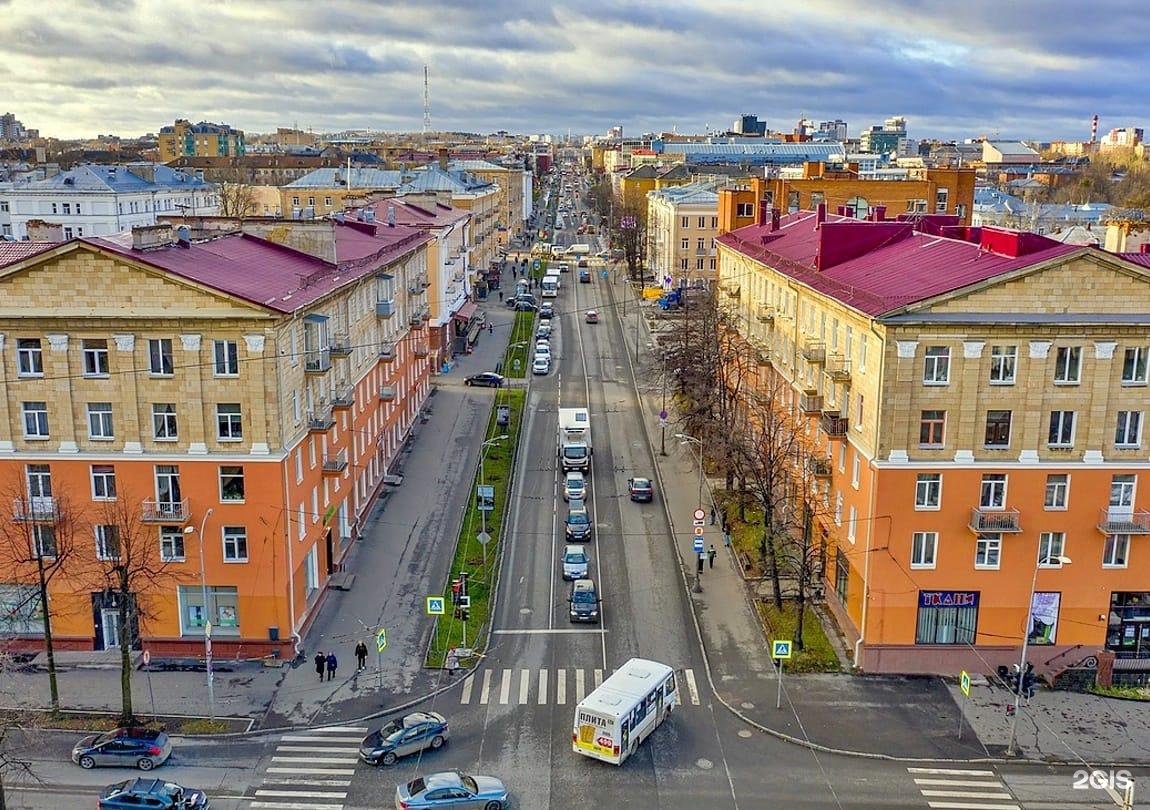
[98,778,208,810]
[395,771,509,809]
[360,711,449,766]
[568,578,601,623]
[585,310,599,324]
[515,299,538,312]
[73,728,172,771]
[505,296,518,309]
[539,302,555,320]
[627,477,655,502]
[562,545,590,580]
[464,372,504,388]
[562,471,586,502]
[565,509,592,542]
[532,355,550,375]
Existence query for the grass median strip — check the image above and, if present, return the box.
[426,387,526,668]
[502,310,536,378]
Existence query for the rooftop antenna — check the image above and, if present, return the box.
[423,65,431,145]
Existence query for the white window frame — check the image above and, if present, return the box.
[1115,411,1143,448]
[851,455,861,489]
[16,338,43,377]
[1122,346,1148,386]
[989,345,1017,384]
[1104,534,1130,568]
[91,464,117,501]
[1053,345,1081,384]
[152,404,178,441]
[22,401,49,439]
[975,533,1001,569]
[87,402,114,440]
[219,465,245,502]
[979,474,1007,509]
[94,524,120,561]
[1048,410,1076,447]
[216,404,243,441]
[1044,474,1069,510]
[32,525,57,559]
[222,526,248,562]
[911,531,937,569]
[159,525,185,562]
[213,339,239,377]
[1038,532,1066,567]
[915,473,942,510]
[847,506,857,543]
[148,338,174,376]
[922,346,950,385]
[82,339,110,377]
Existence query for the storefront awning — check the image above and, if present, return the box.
[453,302,478,323]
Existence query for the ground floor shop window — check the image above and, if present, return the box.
[0,583,43,634]
[916,590,979,645]
[1027,592,1061,645]
[178,585,240,636]
[1108,592,1150,656]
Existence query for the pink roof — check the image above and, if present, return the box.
[0,241,60,268]
[89,222,429,314]
[359,198,467,229]
[718,212,1081,316]
[1117,252,1150,269]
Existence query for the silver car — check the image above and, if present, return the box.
[562,545,589,580]
[562,471,586,502]
[395,771,509,809]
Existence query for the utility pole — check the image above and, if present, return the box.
[422,65,431,146]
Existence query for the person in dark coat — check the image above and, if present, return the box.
[355,640,368,671]
[325,651,338,681]
[314,651,325,682]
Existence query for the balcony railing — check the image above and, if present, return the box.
[331,388,354,410]
[379,385,397,402]
[1098,508,1150,535]
[322,451,348,475]
[142,499,189,523]
[969,506,1022,533]
[304,348,332,374]
[12,497,58,522]
[329,335,352,357]
[820,411,849,438]
[825,354,852,383]
[379,343,396,362]
[802,341,826,363]
[376,299,396,318]
[307,410,335,433]
[808,457,833,479]
[799,390,823,414]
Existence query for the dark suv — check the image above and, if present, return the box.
[73,728,172,771]
[569,579,600,623]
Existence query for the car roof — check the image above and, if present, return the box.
[564,544,586,555]
[573,578,596,591]
[631,477,652,485]
[402,711,443,726]
[422,771,465,789]
[566,471,584,481]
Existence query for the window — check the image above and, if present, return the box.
[62,202,71,215]
[32,525,57,559]
[979,474,1007,509]
[178,585,239,635]
[94,525,120,561]
[219,466,245,502]
[1116,411,1142,448]
[91,464,117,500]
[915,474,942,509]
[736,202,753,217]
[22,402,49,438]
[1053,345,1081,384]
[697,216,706,228]
[216,404,243,440]
[989,345,1017,384]
[297,505,306,539]
[148,338,174,375]
[855,393,864,428]
[222,526,248,562]
[291,196,300,207]
[87,402,114,440]
[305,547,319,596]
[1044,474,1069,510]
[160,526,185,561]
[935,188,949,212]
[847,506,857,543]
[911,532,937,568]
[985,410,1012,447]
[0,584,43,635]
[16,338,43,376]
[919,410,945,446]
[834,549,848,603]
[213,340,239,376]
[834,491,843,525]
[975,534,1001,569]
[307,196,315,207]
[82,339,109,376]
[152,404,178,440]
[851,455,861,489]
[1038,532,1066,566]
[1104,535,1130,568]
[324,196,332,206]
[680,238,689,250]
[923,346,950,385]
[63,227,74,239]
[916,591,978,644]
[1122,347,1148,385]
[1048,411,1076,447]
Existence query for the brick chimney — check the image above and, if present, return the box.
[131,224,176,251]
[874,205,887,222]
[24,219,64,241]
[815,202,827,229]
[770,208,780,232]
[438,148,449,170]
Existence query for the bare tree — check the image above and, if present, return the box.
[216,165,259,218]
[0,481,88,715]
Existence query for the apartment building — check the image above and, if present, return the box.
[158,119,245,161]
[281,168,409,218]
[447,159,527,248]
[0,219,433,657]
[645,180,722,288]
[716,195,1150,678]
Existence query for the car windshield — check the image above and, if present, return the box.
[565,551,587,564]
[568,513,588,525]
[461,775,479,794]
[573,590,596,603]
[562,447,586,459]
[633,479,651,489]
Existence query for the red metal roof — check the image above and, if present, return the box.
[1117,252,1150,269]
[718,212,1081,317]
[0,241,60,268]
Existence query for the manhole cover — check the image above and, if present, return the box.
[696,758,714,770]
[519,607,532,615]
[741,701,755,710]
[738,730,753,739]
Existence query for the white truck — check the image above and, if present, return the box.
[566,243,592,256]
[558,407,592,473]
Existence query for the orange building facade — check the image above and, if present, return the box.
[718,198,1150,678]
[0,220,433,659]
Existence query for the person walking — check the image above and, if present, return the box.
[708,544,717,569]
[325,651,338,681]
[488,323,494,335]
[709,506,717,526]
[314,651,326,682]
[354,640,368,671]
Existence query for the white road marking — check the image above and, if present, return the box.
[684,668,701,705]
[265,767,355,776]
[593,668,603,688]
[257,778,351,787]
[914,779,1008,788]
[254,790,348,799]
[920,789,1014,798]
[924,804,1019,810]
[304,726,368,733]
[460,673,475,704]
[492,628,607,634]
[479,668,492,705]
[908,768,996,776]
[278,735,360,743]
[575,668,585,702]
[556,668,566,704]
[249,803,345,810]
[499,668,513,704]
[271,756,356,765]
[519,668,531,704]
[274,745,359,753]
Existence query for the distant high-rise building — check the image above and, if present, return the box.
[158,118,245,161]
[795,118,815,138]
[608,125,624,140]
[817,120,848,141]
[1100,127,1144,151]
[732,114,766,137]
[0,112,29,141]
[860,116,909,156]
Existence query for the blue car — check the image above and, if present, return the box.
[98,778,209,809]
[360,711,449,766]
[395,771,508,809]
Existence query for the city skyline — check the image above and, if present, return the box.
[1,0,1148,142]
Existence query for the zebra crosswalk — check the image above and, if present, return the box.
[458,667,702,707]
[906,767,1020,810]
[245,726,367,810]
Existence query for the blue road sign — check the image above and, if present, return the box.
[771,640,792,660]
[426,597,446,616]
[693,537,704,554]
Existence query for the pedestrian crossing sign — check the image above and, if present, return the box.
[771,640,792,660]
[426,597,446,616]
[376,628,388,653]
[960,670,971,697]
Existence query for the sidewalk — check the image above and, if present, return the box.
[611,280,1150,765]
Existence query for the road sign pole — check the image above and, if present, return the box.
[776,659,784,710]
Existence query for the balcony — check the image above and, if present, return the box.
[322,451,348,475]
[802,341,826,364]
[331,388,354,410]
[722,283,740,299]
[12,497,58,522]
[969,507,1022,533]
[379,343,397,362]
[754,349,772,367]
[307,410,335,433]
[756,306,775,324]
[142,499,189,523]
[820,411,849,439]
[329,335,352,357]
[376,299,396,318]
[799,390,823,414]
[413,344,429,358]
[379,385,397,402]
[305,349,332,374]
[808,457,833,479]
[1098,508,1150,535]
[825,354,852,383]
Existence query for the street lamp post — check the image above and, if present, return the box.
[659,352,668,456]
[183,508,216,720]
[1006,549,1071,756]
[676,433,706,594]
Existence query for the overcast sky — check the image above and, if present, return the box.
[2,0,1146,142]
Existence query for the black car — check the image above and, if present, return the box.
[99,778,208,810]
[73,728,172,771]
[515,300,538,312]
[464,372,505,388]
[539,303,555,320]
[359,711,450,766]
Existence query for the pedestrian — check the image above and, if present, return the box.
[498,290,503,302]
[723,530,732,548]
[354,640,368,671]
[709,506,717,525]
[325,651,338,681]
[314,651,325,681]
[708,544,717,569]
[488,323,494,335]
